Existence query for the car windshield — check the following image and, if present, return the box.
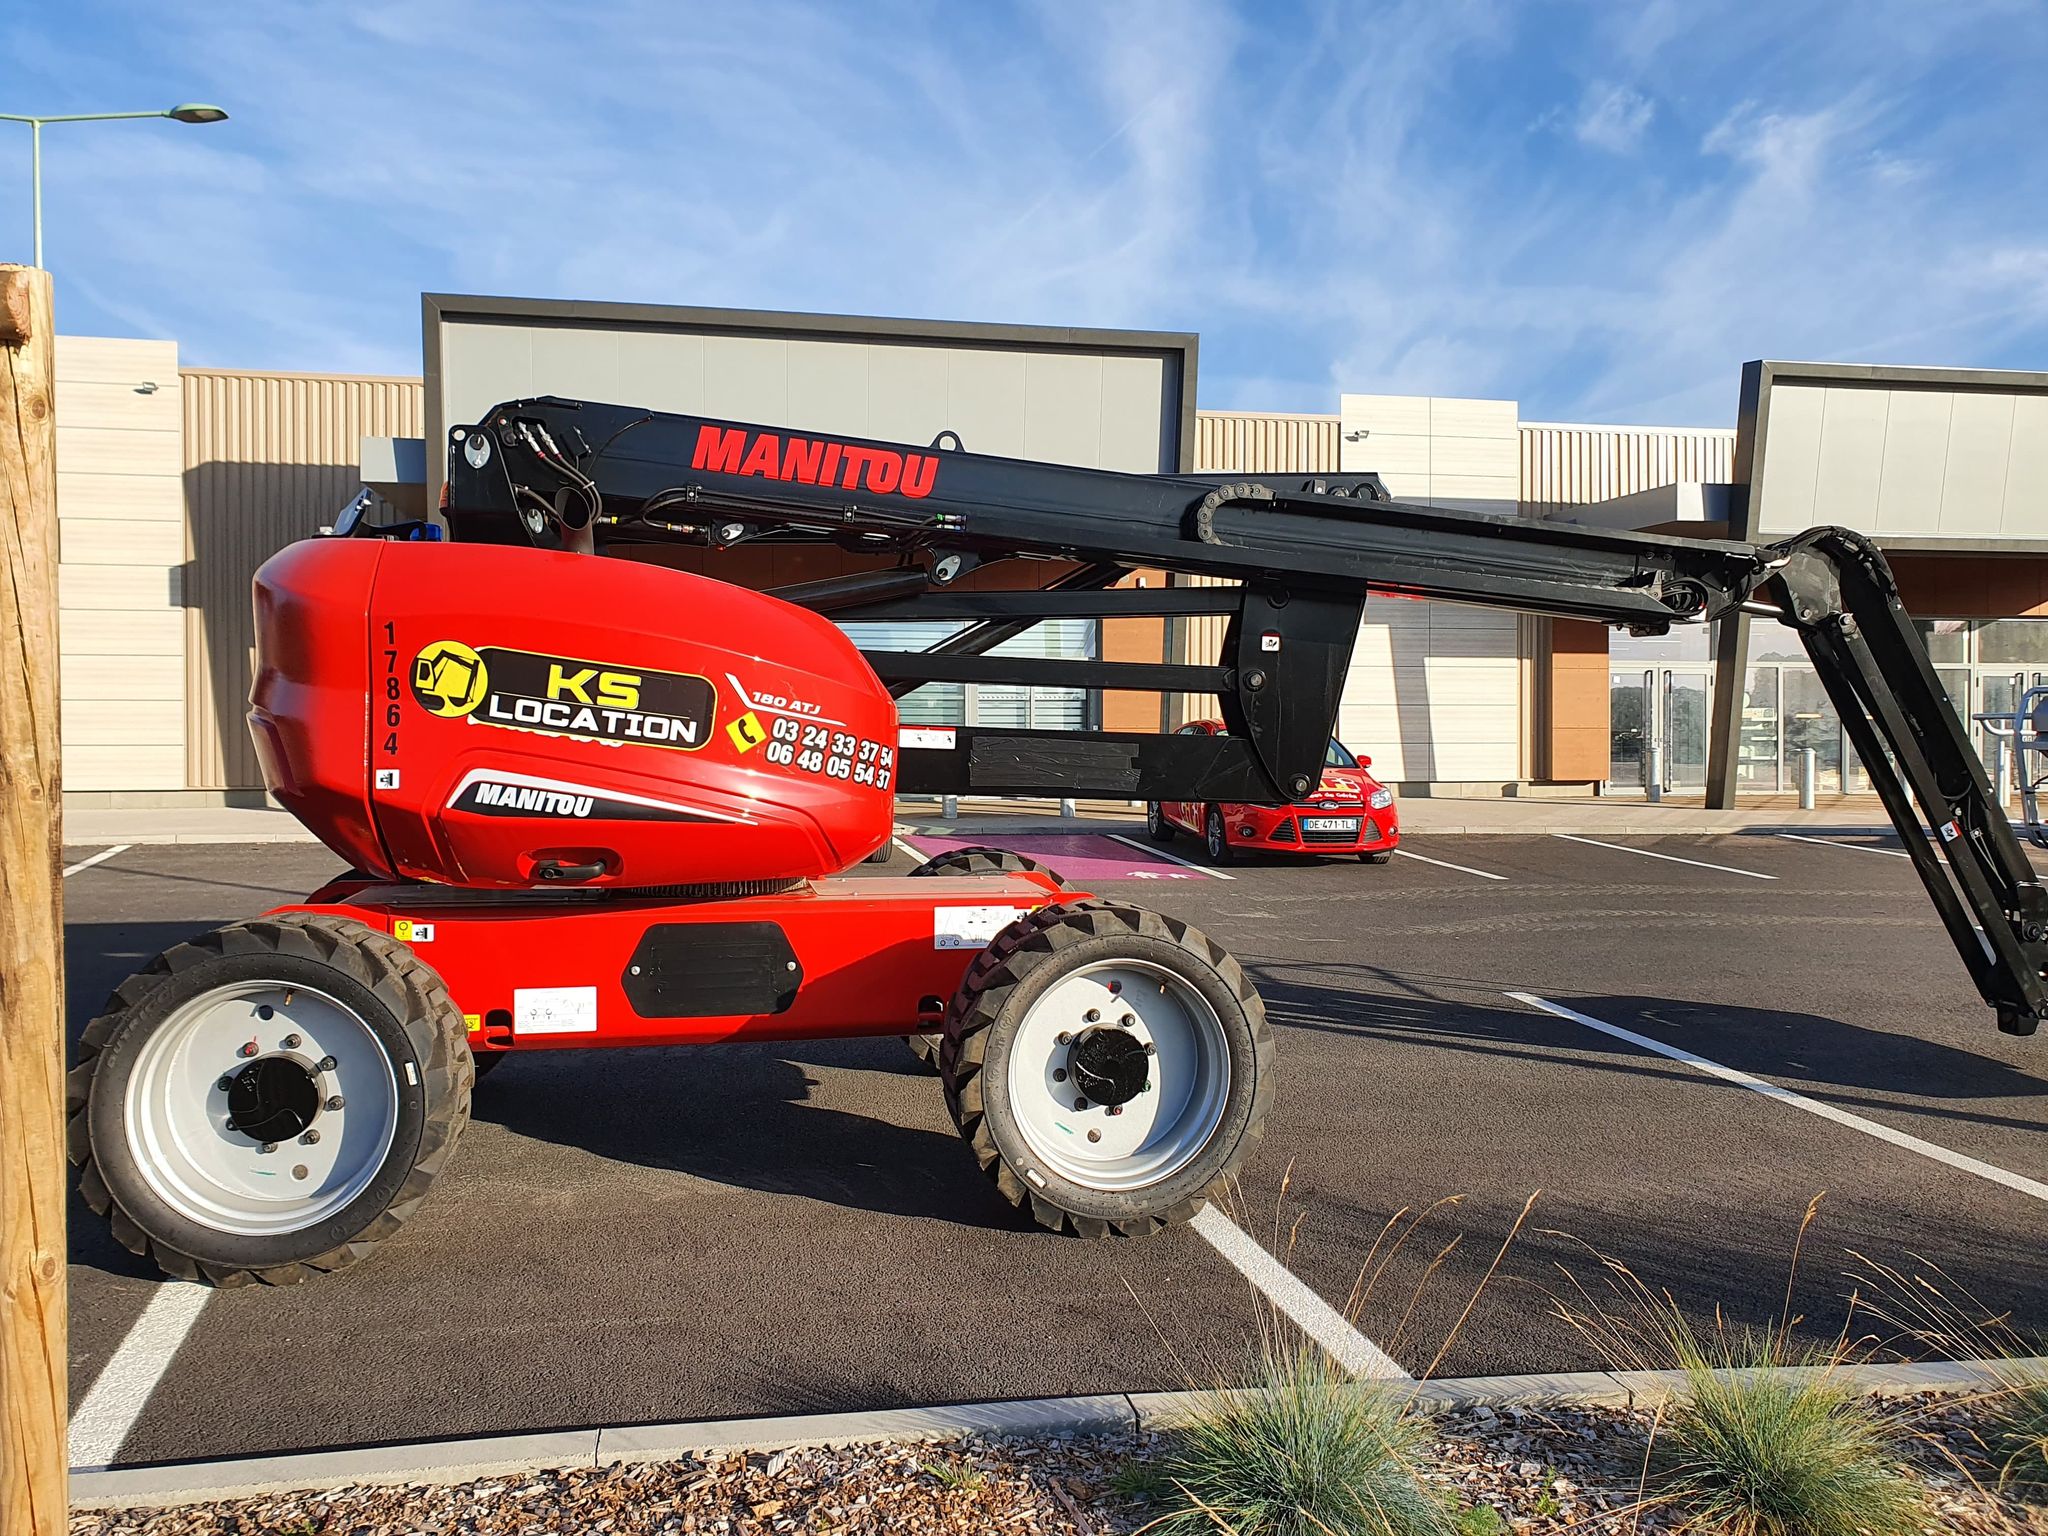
[1325,739,1357,768]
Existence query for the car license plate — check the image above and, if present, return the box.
[1302,816,1360,833]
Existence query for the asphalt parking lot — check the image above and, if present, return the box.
[63,828,2048,1468]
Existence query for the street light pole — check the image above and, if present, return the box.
[0,105,229,267]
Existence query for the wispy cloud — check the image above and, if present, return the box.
[1575,83,1655,153]
[2,0,2044,425]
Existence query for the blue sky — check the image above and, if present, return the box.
[4,0,2044,425]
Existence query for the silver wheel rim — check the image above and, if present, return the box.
[124,981,400,1236]
[1207,812,1225,859]
[1147,803,1163,834]
[1006,958,1230,1192]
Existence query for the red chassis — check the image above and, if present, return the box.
[282,869,1080,1052]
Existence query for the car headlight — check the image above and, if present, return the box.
[1368,788,1394,810]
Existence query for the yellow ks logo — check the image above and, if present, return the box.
[411,640,489,717]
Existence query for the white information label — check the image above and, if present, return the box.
[934,905,1026,950]
[514,985,598,1035]
[374,769,401,789]
[900,726,957,750]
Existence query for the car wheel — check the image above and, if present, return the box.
[1145,801,1174,844]
[1360,850,1393,865]
[1204,807,1233,865]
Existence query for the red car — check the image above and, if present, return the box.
[1147,720,1398,864]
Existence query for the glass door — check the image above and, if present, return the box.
[1610,669,1649,786]
[1663,671,1710,791]
[1608,669,1709,793]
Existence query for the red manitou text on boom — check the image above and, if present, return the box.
[692,426,938,499]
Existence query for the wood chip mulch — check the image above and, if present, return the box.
[70,1393,2045,1535]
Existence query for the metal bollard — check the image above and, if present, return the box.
[1798,748,1816,810]
[1992,736,2009,809]
[1646,743,1664,804]
[942,794,958,821]
[1059,796,1077,819]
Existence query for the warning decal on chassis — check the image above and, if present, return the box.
[934,905,1027,950]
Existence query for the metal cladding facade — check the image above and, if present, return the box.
[60,340,1825,798]
[182,368,425,790]
[1519,421,1736,522]
[1194,410,1343,474]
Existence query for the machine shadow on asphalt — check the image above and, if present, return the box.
[466,1040,1044,1233]
[1249,961,2045,1117]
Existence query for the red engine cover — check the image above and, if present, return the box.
[250,539,897,887]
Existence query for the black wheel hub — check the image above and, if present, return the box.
[1068,1027,1149,1107]
[226,1056,321,1143]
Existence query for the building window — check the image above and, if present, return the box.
[1912,617,2048,667]
[838,619,1099,730]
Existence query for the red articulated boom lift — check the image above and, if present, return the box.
[70,397,2048,1285]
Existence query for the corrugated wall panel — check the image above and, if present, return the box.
[1180,414,1341,724]
[1518,422,1737,519]
[184,370,425,789]
[1194,411,1342,474]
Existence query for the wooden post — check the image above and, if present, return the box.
[1,263,66,1536]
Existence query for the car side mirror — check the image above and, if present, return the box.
[1360,755,1372,767]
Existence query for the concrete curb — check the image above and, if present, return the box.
[69,1357,2045,1511]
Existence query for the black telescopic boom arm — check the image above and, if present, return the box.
[439,397,2048,1036]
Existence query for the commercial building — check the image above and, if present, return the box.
[50,299,2048,810]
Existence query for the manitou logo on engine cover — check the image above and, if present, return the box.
[692,425,938,499]
[412,641,716,752]
[450,774,712,822]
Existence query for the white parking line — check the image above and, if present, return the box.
[1393,848,1508,881]
[63,844,131,878]
[1551,833,1776,880]
[1775,832,1912,859]
[1106,833,1236,881]
[1189,1205,1409,1379]
[68,1282,212,1469]
[1508,992,2048,1205]
[891,836,925,863]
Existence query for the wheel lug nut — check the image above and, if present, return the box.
[1087,1129,1102,1143]
[283,1034,302,1050]
[1083,1009,1100,1023]
[1052,1068,1066,1082]
[217,1075,234,1092]
[1120,1014,1136,1027]
[238,1041,258,1058]
[325,1095,345,1112]
[317,1056,337,1072]
[300,1129,320,1145]
[1055,1032,1072,1046]
[1074,1097,1087,1111]
[1108,1105,1123,1116]
[260,1141,277,1154]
